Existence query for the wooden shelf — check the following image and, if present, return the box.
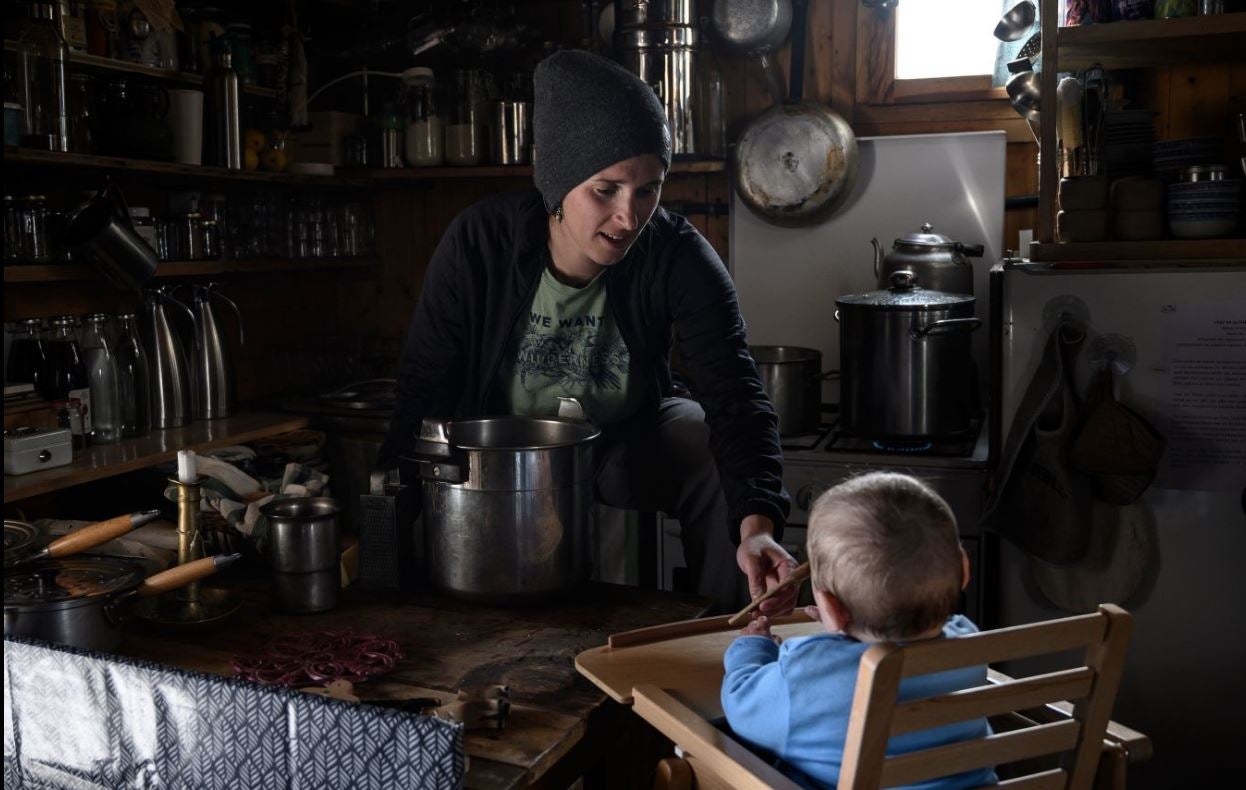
[3,411,309,501]
[352,159,726,181]
[3,40,277,97]
[1056,14,1246,70]
[3,147,373,186]
[1028,238,1246,263]
[5,148,726,187]
[4,256,380,283]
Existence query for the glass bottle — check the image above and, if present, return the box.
[115,312,150,437]
[17,2,70,152]
[7,318,47,390]
[404,68,444,166]
[80,313,120,444]
[696,49,726,159]
[44,314,92,443]
[446,69,484,166]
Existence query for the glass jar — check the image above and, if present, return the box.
[403,68,444,166]
[446,69,485,166]
[67,72,94,153]
[18,195,50,263]
[56,1,89,52]
[44,315,92,439]
[3,196,21,264]
[17,3,70,151]
[1155,0,1196,16]
[696,50,726,158]
[7,318,47,390]
[80,313,120,444]
[115,313,149,437]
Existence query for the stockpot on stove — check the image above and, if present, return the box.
[408,415,600,603]
[835,271,981,441]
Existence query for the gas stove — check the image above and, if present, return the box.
[780,407,988,469]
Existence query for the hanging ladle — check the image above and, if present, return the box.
[994,0,1037,42]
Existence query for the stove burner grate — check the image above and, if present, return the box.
[871,439,934,453]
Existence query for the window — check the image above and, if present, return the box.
[895,0,1004,80]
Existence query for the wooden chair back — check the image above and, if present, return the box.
[838,603,1133,790]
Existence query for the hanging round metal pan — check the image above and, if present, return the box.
[732,0,858,227]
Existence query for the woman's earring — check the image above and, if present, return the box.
[554,205,564,224]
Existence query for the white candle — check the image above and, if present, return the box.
[177,450,198,483]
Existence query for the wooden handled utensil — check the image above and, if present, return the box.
[20,509,163,564]
[727,561,811,626]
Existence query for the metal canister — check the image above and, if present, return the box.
[261,498,341,614]
[491,100,531,165]
[614,26,697,155]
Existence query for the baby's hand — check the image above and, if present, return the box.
[741,614,771,637]
[741,615,779,643]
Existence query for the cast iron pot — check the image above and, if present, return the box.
[409,416,600,604]
[750,346,823,436]
[4,553,239,651]
[835,271,982,440]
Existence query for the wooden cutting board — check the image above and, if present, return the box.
[575,614,823,718]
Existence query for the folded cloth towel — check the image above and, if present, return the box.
[165,460,332,544]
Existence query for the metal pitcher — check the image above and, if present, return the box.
[190,283,244,420]
[64,181,158,292]
[142,286,197,429]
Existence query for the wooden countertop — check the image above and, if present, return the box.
[116,577,708,789]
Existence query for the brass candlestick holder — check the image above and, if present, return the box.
[134,476,242,628]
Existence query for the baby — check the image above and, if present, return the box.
[721,472,997,788]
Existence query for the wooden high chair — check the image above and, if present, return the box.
[576,604,1149,790]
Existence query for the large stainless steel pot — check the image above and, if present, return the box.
[750,346,822,436]
[4,553,238,651]
[835,271,982,440]
[411,416,600,603]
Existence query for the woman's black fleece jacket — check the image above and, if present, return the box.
[379,190,789,542]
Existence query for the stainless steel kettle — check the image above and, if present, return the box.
[142,286,198,429]
[190,283,244,420]
[871,223,984,296]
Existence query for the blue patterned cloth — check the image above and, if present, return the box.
[4,637,464,789]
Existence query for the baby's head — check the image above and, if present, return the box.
[807,472,967,643]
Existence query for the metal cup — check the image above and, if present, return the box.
[263,497,341,573]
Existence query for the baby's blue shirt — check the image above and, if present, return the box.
[721,615,998,790]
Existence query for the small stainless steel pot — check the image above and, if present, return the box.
[750,346,822,436]
[4,553,238,651]
[410,416,600,603]
[835,272,982,440]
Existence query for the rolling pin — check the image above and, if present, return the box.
[727,561,811,626]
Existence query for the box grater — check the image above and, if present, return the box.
[357,468,421,591]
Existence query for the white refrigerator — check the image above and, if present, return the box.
[990,261,1246,788]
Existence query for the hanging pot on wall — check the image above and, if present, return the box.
[835,271,982,440]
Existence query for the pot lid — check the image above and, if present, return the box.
[4,555,146,604]
[318,378,397,411]
[836,271,975,310]
[4,520,38,556]
[896,222,957,249]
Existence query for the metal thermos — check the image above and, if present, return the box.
[190,283,244,420]
[142,287,197,429]
[204,39,241,169]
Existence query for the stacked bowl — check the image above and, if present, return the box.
[1166,173,1241,239]
[1152,137,1223,182]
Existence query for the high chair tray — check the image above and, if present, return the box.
[574,613,821,715]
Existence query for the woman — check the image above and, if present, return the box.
[380,50,795,614]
